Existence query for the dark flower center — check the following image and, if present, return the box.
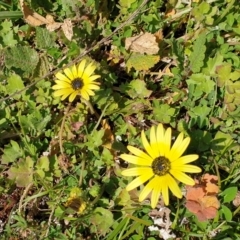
[152,157,171,176]
[72,78,84,90]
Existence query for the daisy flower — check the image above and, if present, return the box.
[120,124,201,208]
[52,59,100,102]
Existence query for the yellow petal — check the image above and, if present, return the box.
[52,80,71,88]
[88,84,100,90]
[168,135,190,161]
[88,75,101,82]
[64,67,74,80]
[85,88,95,96]
[120,154,151,166]
[156,124,165,156]
[139,177,156,202]
[161,178,169,205]
[126,173,153,191]
[166,174,182,199]
[172,154,199,164]
[170,169,195,185]
[61,93,70,100]
[121,167,153,176]
[150,176,163,208]
[71,65,78,78]
[80,89,89,100]
[171,164,202,173]
[164,127,172,158]
[82,62,96,78]
[78,60,86,77]
[69,91,78,102]
[55,72,71,83]
[127,146,153,163]
[150,126,159,158]
[53,88,74,97]
[141,130,156,159]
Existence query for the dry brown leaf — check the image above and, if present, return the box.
[19,0,72,41]
[165,9,176,18]
[61,19,73,41]
[46,14,62,32]
[154,29,164,43]
[125,32,159,55]
[101,119,114,149]
[20,0,49,26]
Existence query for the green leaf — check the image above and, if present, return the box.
[189,33,206,73]
[7,156,34,187]
[6,74,25,98]
[152,101,176,124]
[216,63,232,87]
[4,45,39,73]
[220,205,232,221]
[126,53,160,71]
[1,140,24,164]
[203,52,223,75]
[36,27,56,49]
[121,79,152,99]
[222,186,238,203]
[90,207,114,236]
[35,156,50,179]
[188,104,211,128]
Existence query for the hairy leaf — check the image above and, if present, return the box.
[90,207,114,236]
[4,45,39,73]
[126,53,159,71]
[189,33,206,73]
[8,156,34,187]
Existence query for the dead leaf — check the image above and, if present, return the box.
[20,0,49,26]
[19,0,73,41]
[125,32,159,55]
[101,119,114,149]
[233,191,240,207]
[165,9,176,18]
[61,19,73,41]
[46,14,62,32]
[185,176,220,222]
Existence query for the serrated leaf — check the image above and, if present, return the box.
[6,74,25,98]
[36,156,50,179]
[126,53,160,71]
[204,52,223,75]
[90,207,114,236]
[1,140,24,164]
[36,27,55,49]
[152,101,176,123]
[189,33,206,73]
[4,45,39,73]
[124,79,152,99]
[8,156,34,187]
[216,64,231,87]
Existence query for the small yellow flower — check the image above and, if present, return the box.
[52,59,100,102]
[120,124,201,208]
[65,187,87,214]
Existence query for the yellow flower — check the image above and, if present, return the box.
[65,187,87,214]
[52,59,100,102]
[120,124,201,208]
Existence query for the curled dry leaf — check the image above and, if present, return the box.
[125,32,160,55]
[101,119,114,149]
[233,191,240,207]
[61,19,73,41]
[20,0,49,26]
